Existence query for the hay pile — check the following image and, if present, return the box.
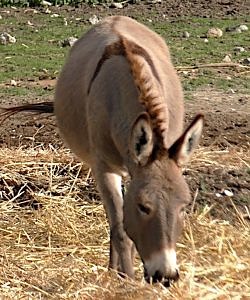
[0,146,249,299]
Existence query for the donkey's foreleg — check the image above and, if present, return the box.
[93,165,134,278]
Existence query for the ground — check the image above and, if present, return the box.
[0,0,250,299]
[0,0,249,256]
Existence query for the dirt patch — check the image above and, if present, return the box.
[186,89,249,149]
[4,1,249,22]
[58,0,250,20]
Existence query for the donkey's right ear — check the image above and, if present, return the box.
[169,114,204,167]
[129,113,154,166]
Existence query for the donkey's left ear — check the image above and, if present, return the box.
[169,114,204,166]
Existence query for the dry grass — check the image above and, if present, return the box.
[0,146,249,299]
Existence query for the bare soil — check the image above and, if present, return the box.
[60,0,250,20]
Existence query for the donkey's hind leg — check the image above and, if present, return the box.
[93,163,134,278]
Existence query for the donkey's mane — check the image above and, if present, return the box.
[121,37,168,148]
[88,35,168,148]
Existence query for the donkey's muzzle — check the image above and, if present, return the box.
[144,268,179,287]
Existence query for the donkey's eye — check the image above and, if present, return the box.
[138,203,151,215]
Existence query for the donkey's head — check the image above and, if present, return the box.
[123,113,203,286]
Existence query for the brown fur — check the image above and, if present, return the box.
[88,39,126,94]
[88,35,167,148]
[0,16,204,286]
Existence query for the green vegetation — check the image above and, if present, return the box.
[0,10,249,97]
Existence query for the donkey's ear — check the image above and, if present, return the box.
[169,114,204,166]
[130,113,154,166]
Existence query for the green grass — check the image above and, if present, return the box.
[153,17,250,64]
[0,13,87,83]
[0,11,249,97]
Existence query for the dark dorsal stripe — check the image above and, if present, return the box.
[87,39,125,94]
[87,36,161,94]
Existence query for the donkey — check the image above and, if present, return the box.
[0,16,203,286]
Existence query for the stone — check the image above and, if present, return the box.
[207,27,223,38]
[41,0,52,6]
[111,2,123,9]
[0,32,16,44]
[223,190,234,197]
[226,24,248,33]
[238,24,248,32]
[10,79,17,86]
[44,8,51,14]
[222,54,232,63]
[0,34,7,45]
[51,14,59,18]
[242,58,250,65]
[183,31,190,38]
[61,37,78,47]
[89,15,100,25]
[234,46,245,53]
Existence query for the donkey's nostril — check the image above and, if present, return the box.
[152,270,163,283]
[163,278,171,288]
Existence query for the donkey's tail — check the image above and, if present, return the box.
[0,101,54,124]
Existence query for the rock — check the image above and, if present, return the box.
[222,54,232,63]
[203,38,209,43]
[207,27,223,38]
[0,32,16,44]
[41,0,52,6]
[234,46,245,53]
[89,15,100,25]
[7,34,16,44]
[226,24,248,33]
[24,8,39,14]
[111,2,123,9]
[44,8,51,14]
[183,31,190,38]
[0,34,7,45]
[148,0,162,3]
[10,79,17,86]
[51,14,59,18]
[215,193,222,198]
[61,37,78,47]
[235,28,242,33]
[223,189,234,197]
[242,58,250,65]
[238,24,248,31]
[63,18,68,26]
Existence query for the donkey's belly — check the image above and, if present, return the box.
[54,91,92,166]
